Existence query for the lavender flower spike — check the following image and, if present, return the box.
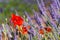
[0,25,2,40]
[56,0,60,9]
[36,0,47,17]
[24,11,32,22]
[52,0,59,10]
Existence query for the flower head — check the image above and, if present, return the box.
[11,14,24,27]
[20,27,28,35]
[39,29,44,35]
[44,27,52,32]
[27,25,31,30]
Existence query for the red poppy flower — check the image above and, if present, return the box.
[27,25,31,29]
[21,27,28,35]
[11,14,24,27]
[39,29,44,35]
[44,27,52,32]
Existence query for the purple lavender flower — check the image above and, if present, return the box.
[50,4,58,22]
[24,11,32,22]
[40,0,45,7]
[36,0,44,14]
[56,0,60,9]
[51,0,59,10]
[47,6,55,19]
[33,10,41,26]
[33,9,45,28]
[50,20,58,33]
[0,26,2,40]
[36,0,48,18]
[14,30,18,40]
[0,8,3,13]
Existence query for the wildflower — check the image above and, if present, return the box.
[44,27,52,32]
[27,25,31,29]
[20,27,28,35]
[39,29,44,35]
[11,14,24,27]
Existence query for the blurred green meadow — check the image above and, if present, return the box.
[0,0,38,24]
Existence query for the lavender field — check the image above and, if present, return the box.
[0,0,60,40]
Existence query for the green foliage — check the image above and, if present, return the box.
[0,0,38,23]
[32,36,38,40]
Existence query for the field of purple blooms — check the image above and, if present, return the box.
[0,0,60,40]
